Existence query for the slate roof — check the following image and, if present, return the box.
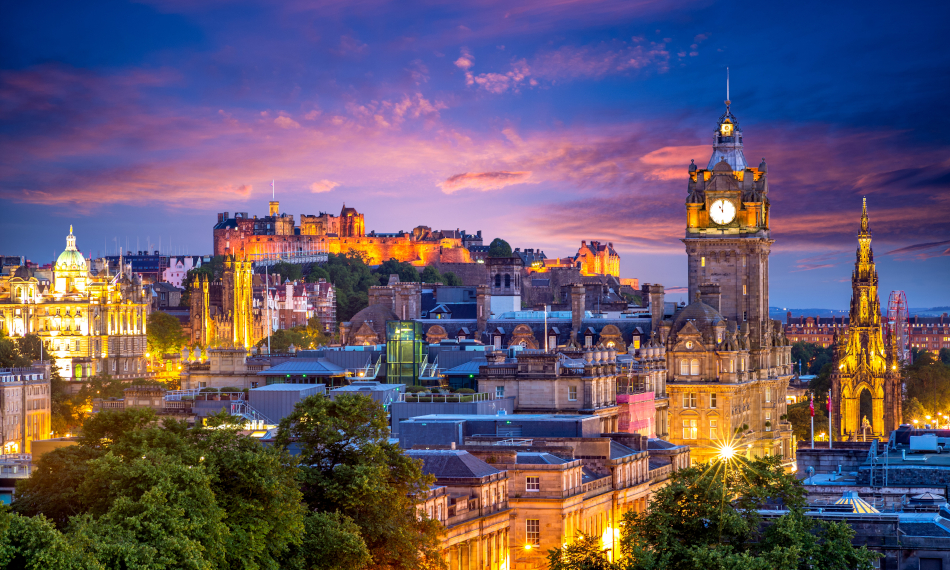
[516,452,568,465]
[257,359,345,376]
[406,450,501,479]
[609,440,639,459]
[900,522,950,537]
[440,357,487,376]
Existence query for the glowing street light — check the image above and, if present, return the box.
[717,443,737,461]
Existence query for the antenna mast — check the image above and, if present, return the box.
[725,67,731,109]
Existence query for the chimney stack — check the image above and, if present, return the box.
[570,284,586,341]
[641,283,665,331]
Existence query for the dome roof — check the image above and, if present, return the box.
[672,300,725,333]
[56,226,86,270]
[349,303,398,342]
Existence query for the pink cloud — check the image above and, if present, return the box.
[439,171,533,194]
[310,180,340,193]
[274,115,301,129]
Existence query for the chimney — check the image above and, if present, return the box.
[217,213,224,223]
[477,285,491,335]
[570,284,585,341]
[699,283,721,312]
[641,283,665,332]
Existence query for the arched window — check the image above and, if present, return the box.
[494,274,501,288]
[690,359,700,376]
[680,360,689,375]
[504,274,511,288]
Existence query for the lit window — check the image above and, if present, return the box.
[683,419,697,440]
[680,360,689,375]
[684,393,697,408]
[710,393,717,408]
[743,284,747,296]
[690,359,700,376]
[526,519,540,546]
[710,419,718,440]
[496,386,505,398]
[526,477,540,492]
[765,388,771,403]
[568,386,577,401]
[701,256,705,267]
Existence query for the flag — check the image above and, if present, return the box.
[809,393,814,417]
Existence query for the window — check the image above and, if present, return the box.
[710,419,718,440]
[504,274,511,288]
[684,393,697,408]
[682,419,697,440]
[701,256,705,267]
[680,360,689,375]
[494,274,501,288]
[766,412,772,432]
[568,386,577,401]
[496,386,505,398]
[585,335,593,348]
[765,388,771,403]
[710,393,717,408]
[493,335,502,349]
[526,519,540,546]
[690,359,700,376]
[548,335,556,349]
[526,477,540,492]
[743,284,747,296]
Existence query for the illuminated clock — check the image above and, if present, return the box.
[720,122,733,136]
[710,199,736,225]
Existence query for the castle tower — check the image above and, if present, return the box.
[831,200,901,438]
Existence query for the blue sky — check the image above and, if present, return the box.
[0,0,947,308]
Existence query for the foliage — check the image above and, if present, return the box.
[15,333,46,361]
[548,533,618,570]
[790,342,833,376]
[0,330,31,368]
[808,363,833,408]
[306,266,331,283]
[487,238,512,258]
[0,507,97,570]
[785,401,828,442]
[147,312,187,360]
[375,259,419,284]
[903,351,950,417]
[256,319,331,353]
[618,456,878,570]
[271,261,304,283]
[14,408,306,570]
[941,347,950,366]
[285,512,371,570]
[419,265,462,286]
[903,397,929,424]
[275,394,444,570]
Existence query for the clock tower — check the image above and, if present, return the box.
[683,90,773,368]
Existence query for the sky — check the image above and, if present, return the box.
[1,0,948,309]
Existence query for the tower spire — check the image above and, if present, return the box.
[725,67,731,110]
[860,196,870,235]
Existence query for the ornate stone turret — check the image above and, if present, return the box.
[831,199,901,438]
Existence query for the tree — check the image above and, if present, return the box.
[786,400,828,442]
[940,347,950,366]
[487,238,512,258]
[16,334,47,362]
[180,255,225,307]
[790,342,833,376]
[306,265,331,283]
[375,259,419,284]
[441,271,462,286]
[285,512,371,570]
[903,351,950,417]
[272,261,304,283]
[903,397,928,424]
[146,312,187,360]
[0,508,96,570]
[14,408,306,570]
[275,394,444,570]
[420,265,443,284]
[618,456,879,570]
[0,332,30,368]
[548,534,618,570]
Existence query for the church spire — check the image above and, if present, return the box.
[860,196,870,235]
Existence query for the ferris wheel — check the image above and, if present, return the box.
[887,290,909,364]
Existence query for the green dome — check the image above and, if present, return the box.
[56,225,86,270]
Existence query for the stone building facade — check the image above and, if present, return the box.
[665,98,794,467]
[189,259,267,349]
[0,227,150,380]
[831,200,902,439]
[0,365,51,453]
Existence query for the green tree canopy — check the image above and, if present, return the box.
[616,456,878,570]
[487,238,512,258]
[306,265,331,283]
[903,351,950,417]
[275,394,443,570]
[375,259,419,284]
[146,312,187,359]
[271,260,304,283]
[14,408,306,570]
[790,342,834,376]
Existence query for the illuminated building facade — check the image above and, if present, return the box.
[666,96,794,467]
[0,227,150,380]
[830,200,902,439]
[213,201,475,265]
[189,259,267,349]
[0,366,50,453]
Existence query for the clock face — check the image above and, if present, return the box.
[720,122,733,136]
[710,199,736,225]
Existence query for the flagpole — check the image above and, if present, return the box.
[810,393,815,449]
[828,389,833,450]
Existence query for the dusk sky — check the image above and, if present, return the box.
[1,0,948,309]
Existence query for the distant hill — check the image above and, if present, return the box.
[769,306,949,321]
